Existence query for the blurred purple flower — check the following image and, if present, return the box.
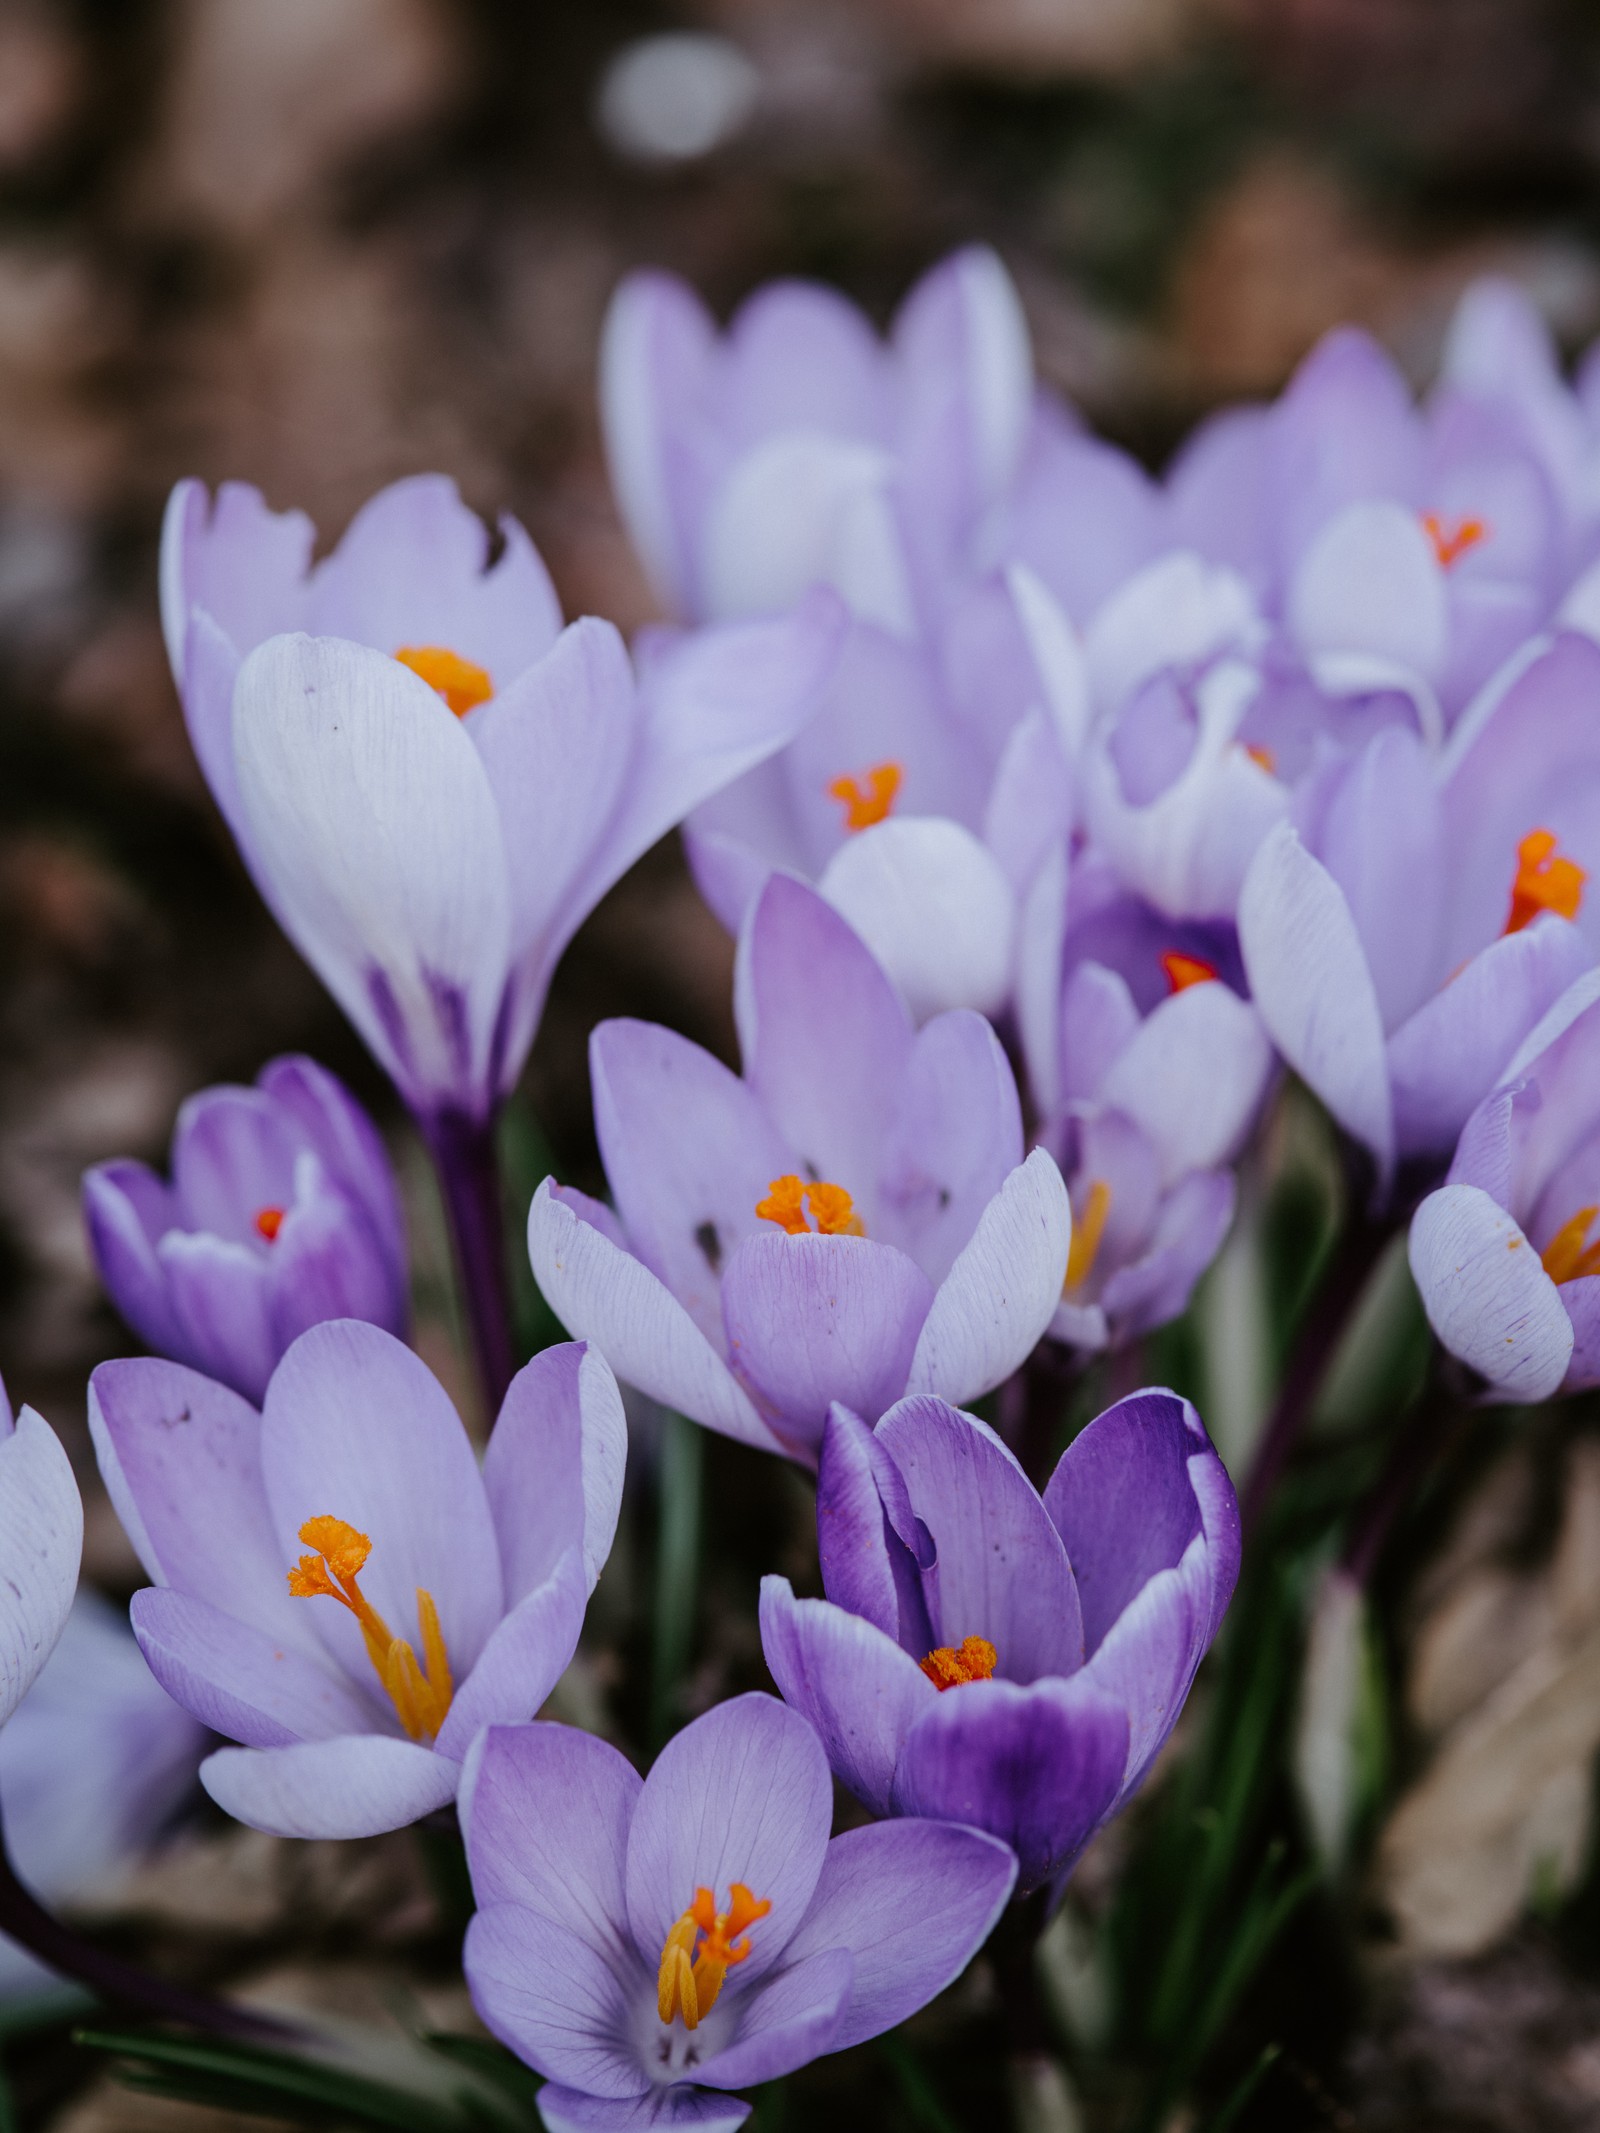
[84,1054,407,1407]
[161,475,842,1125]
[461,1695,1016,2131]
[760,1390,1238,1895]
[89,1323,624,1838]
[0,1384,81,1736]
[528,874,1070,1463]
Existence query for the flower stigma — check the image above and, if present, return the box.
[1064,1178,1112,1294]
[1422,512,1489,569]
[657,1883,772,2030]
[1541,1206,1600,1286]
[827,760,903,832]
[254,1206,285,1242]
[755,1175,864,1237]
[1161,950,1219,995]
[920,1636,998,1691]
[394,645,494,717]
[287,1516,453,1741]
[1505,828,1587,935]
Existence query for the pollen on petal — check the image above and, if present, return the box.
[1161,950,1219,995]
[1505,828,1587,935]
[394,644,494,716]
[1422,511,1489,569]
[827,760,903,832]
[920,1635,998,1691]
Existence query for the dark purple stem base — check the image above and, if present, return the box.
[422,1108,515,1422]
[1341,1365,1467,1589]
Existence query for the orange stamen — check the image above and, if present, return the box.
[287,1515,454,1741]
[1064,1178,1112,1295]
[1421,512,1488,570]
[394,644,494,717]
[658,1883,772,2029]
[254,1206,285,1242]
[827,761,903,832]
[1161,950,1219,995]
[755,1174,864,1237]
[920,1635,998,1691]
[1541,1206,1600,1287]
[1242,742,1277,776]
[1505,828,1587,935]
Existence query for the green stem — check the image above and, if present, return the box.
[650,1411,704,1748]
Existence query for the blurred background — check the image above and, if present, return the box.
[6,1,1600,2126]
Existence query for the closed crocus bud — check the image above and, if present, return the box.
[84,1055,408,1407]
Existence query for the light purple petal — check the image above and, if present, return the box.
[813,1405,932,1652]
[156,1231,278,1405]
[779,1819,1017,2052]
[0,1410,81,1728]
[1094,1170,1237,1343]
[257,1054,407,1294]
[691,1947,851,2090]
[201,1734,458,1838]
[1288,501,1446,680]
[1408,1183,1572,1400]
[160,478,313,681]
[817,818,1015,1022]
[484,1343,626,1602]
[758,1579,935,1818]
[599,269,719,615]
[1096,983,1271,1185]
[528,1181,784,1456]
[703,436,910,631]
[537,2087,749,2133]
[130,1586,372,1748]
[626,1694,833,1986]
[1311,724,1446,1033]
[434,1550,589,1760]
[465,1900,649,2099]
[265,1181,407,1355]
[82,1163,185,1359]
[877,1011,1025,1287]
[1561,1277,1600,1390]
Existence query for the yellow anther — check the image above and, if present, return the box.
[657,1884,772,2030]
[1064,1178,1112,1295]
[287,1516,453,1742]
[394,644,494,716]
[1541,1206,1600,1287]
[755,1175,864,1238]
[920,1635,998,1691]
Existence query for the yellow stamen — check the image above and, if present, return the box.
[827,761,902,832]
[1541,1205,1600,1287]
[657,1884,772,2030]
[1064,1178,1112,1295]
[1161,950,1218,995]
[394,645,494,717]
[1242,742,1277,775]
[254,1205,285,1242]
[920,1635,998,1691]
[287,1516,453,1741]
[1422,512,1488,569]
[755,1175,864,1237]
[1505,828,1587,935]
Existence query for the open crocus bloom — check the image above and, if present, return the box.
[0,1385,82,1735]
[1240,636,1600,1189]
[1019,868,1271,1352]
[162,475,842,1125]
[760,1390,1238,1897]
[1410,973,1600,1401]
[0,1591,206,2001]
[461,1695,1016,2132]
[84,1054,407,1405]
[88,1322,624,1839]
[528,874,1070,1463]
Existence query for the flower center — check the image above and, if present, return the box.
[1064,1178,1112,1295]
[1422,512,1489,569]
[1161,950,1219,994]
[657,1883,772,2031]
[827,760,902,832]
[1541,1206,1600,1287]
[755,1175,863,1237]
[287,1515,454,1742]
[394,645,494,717]
[1505,828,1586,935]
[920,1636,998,1691]
[254,1206,285,1242]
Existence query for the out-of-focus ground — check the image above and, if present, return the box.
[6,2,1600,2126]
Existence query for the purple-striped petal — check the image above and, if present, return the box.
[1408,1183,1573,1400]
[130,1586,373,1748]
[201,1735,458,1839]
[482,1342,626,1603]
[464,1901,649,2100]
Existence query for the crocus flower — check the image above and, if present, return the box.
[1018,862,1271,1351]
[760,1390,1239,1896]
[161,474,842,1126]
[1409,971,1600,1401]
[0,1590,206,2000]
[461,1694,1017,2131]
[84,1054,407,1406]
[1239,635,1600,1188]
[0,1385,81,1736]
[88,1322,624,1838]
[528,874,1070,1463]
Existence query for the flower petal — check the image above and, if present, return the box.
[0,1411,81,1728]
[434,1549,589,1760]
[483,1343,626,1602]
[536,2088,750,2133]
[157,1231,278,1405]
[1288,500,1447,680]
[465,1901,649,2100]
[1096,983,1272,1186]
[1408,1183,1573,1400]
[201,1734,458,1838]
[82,1162,185,1360]
[692,1946,852,2091]
[814,1405,932,1651]
[877,1011,1025,1287]
[818,818,1015,1022]
[130,1586,372,1748]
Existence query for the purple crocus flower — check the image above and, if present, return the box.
[461,1695,1017,2131]
[1239,634,1600,1189]
[0,1383,81,1738]
[161,475,842,1128]
[1409,971,1600,1401]
[527,874,1070,1463]
[88,1322,625,1838]
[1018,863,1271,1351]
[83,1054,407,1406]
[760,1390,1239,1895]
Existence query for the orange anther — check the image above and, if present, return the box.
[254,1205,285,1242]
[1242,742,1277,776]
[920,1635,998,1692]
[1422,512,1489,570]
[394,644,494,716]
[1064,1178,1112,1296]
[1541,1205,1600,1287]
[755,1175,864,1237]
[658,1883,772,2029]
[1161,951,1219,995]
[287,1516,453,1741]
[1505,828,1587,935]
[827,760,903,832]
